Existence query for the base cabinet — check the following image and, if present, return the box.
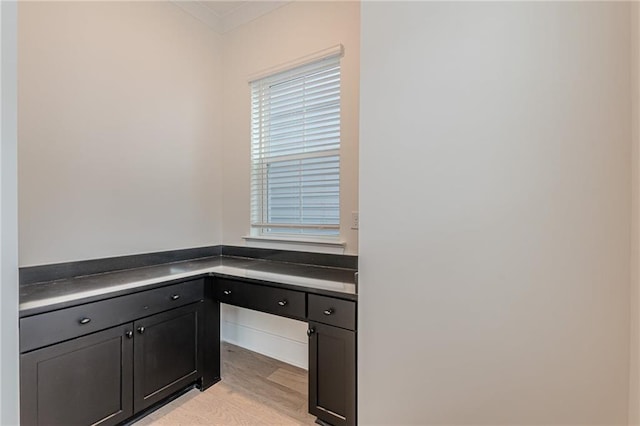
[308,322,356,426]
[216,278,358,426]
[20,274,358,426]
[20,300,204,426]
[20,323,134,426]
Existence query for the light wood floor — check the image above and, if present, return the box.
[134,342,317,425]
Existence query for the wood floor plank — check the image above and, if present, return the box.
[205,385,302,425]
[134,342,317,425]
[267,368,308,395]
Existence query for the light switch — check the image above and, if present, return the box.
[351,211,359,230]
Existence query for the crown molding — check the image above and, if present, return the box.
[221,1,289,33]
[171,1,223,33]
[170,1,290,34]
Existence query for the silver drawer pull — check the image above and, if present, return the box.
[171,294,180,300]
[278,300,288,307]
[323,308,334,316]
[223,290,232,295]
[79,318,91,325]
[137,326,145,334]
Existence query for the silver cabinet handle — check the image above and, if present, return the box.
[79,318,91,325]
[125,331,133,339]
[278,300,288,307]
[171,294,180,300]
[223,290,232,295]
[137,326,145,334]
[307,327,315,337]
[323,308,334,316]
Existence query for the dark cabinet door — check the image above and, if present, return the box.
[133,302,204,412]
[308,322,356,426]
[20,323,134,426]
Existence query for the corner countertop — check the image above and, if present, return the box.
[19,255,358,317]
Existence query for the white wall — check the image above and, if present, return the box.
[18,1,223,266]
[360,2,631,425]
[218,1,360,368]
[631,3,640,425]
[1,2,19,424]
[220,304,308,369]
[220,1,360,254]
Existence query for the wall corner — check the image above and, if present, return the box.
[630,2,640,425]
[1,1,20,424]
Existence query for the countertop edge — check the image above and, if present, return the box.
[19,268,357,318]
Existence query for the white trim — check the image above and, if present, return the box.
[251,223,340,230]
[170,1,290,34]
[243,235,345,255]
[221,1,290,34]
[170,1,223,33]
[220,305,308,369]
[247,44,344,83]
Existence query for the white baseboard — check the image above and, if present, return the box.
[220,304,309,370]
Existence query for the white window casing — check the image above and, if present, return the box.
[250,47,342,239]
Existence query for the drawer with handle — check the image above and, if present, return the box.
[20,279,204,353]
[215,277,306,320]
[308,294,356,330]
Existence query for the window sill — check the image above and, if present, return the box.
[242,235,346,254]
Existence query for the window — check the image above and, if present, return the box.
[250,52,341,238]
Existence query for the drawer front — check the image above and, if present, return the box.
[216,278,306,320]
[20,279,204,353]
[308,294,356,330]
[214,278,247,307]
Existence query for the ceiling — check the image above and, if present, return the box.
[171,1,290,34]
[200,1,247,16]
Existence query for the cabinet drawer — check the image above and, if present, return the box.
[308,294,356,330]
[215,278,306,320]
[20,279,204,353]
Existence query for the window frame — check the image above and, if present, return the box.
[249,48,343,241]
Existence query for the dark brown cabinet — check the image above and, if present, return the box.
[215,277,306,320]
[133,303,204,412]
[20,279,205,354]
[20,279,207,426]
[20,323,134,426]
[308,322,356,426]
[20,274,357,426]
[216,278,358,426]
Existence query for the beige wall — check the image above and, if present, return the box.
[360,2,631,424]
[17,0,359,367]
[220,1,360,254]
[217,0,359,368]
[18,1,359,263]
[18,1,223,266]
[631,3,640,425]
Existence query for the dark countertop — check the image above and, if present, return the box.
[20,256,358,317]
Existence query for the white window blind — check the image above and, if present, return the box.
[251,54,341,237]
